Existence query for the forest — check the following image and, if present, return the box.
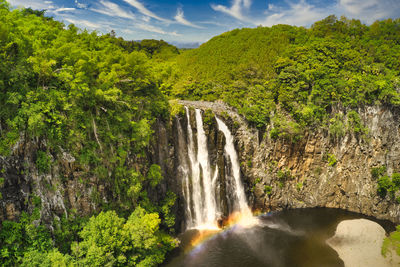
[1,0,400,265]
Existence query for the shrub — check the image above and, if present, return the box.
[264,185,272,196]
[377,175,392,197]
[382,225,400,257]
[329,114,345,140]
[169,100,185,117]
[277,168,292,181]
[36,151,51,174]
[202,109,215,125]
[327,153,337,166]
[296,182,303,191]
[371,166,387,179]
[391,173,400,187]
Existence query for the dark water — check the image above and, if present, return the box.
[165,208,394,267]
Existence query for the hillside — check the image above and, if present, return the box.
[170,16,400,132]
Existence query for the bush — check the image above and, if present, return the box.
[327,153,337,166]
[202,109,215,126]
[36,151,51,174]
[147,164,163,188]
[169,100,185,117]
[264,185,272,196]
[371,166,387,179]
[391,173,400,187]
[73,208,177,266]
[277,168,292,181]
[377,175,392,197]
[382,225,400,258]
[329,114,345,140]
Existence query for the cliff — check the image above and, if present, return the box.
[177,101,400,224]
[1,100,399,230]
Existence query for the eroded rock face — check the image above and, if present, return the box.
[1,101,399,230]
[0,139,98,224]
[178,101,400,223]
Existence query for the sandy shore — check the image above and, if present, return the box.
[327,219,400,267]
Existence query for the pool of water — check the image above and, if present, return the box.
[164,208,394,267]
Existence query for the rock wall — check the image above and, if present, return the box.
[178,101,400,224]
[0,138,99,224]
[1,100,399,229]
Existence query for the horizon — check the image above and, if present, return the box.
[6,0,400,46]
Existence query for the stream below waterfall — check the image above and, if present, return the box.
[165,208,394,267]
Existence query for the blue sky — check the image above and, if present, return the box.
[7,0,400,45]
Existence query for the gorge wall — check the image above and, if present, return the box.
[168,101,400,225]
[1,100,400,231]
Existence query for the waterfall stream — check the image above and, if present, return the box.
[215,117,250,215]
[177,107,250,229]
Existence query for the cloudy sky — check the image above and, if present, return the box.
[7,0,400,45]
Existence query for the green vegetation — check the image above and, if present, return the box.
[0,207,176,267]
[371,165,387,179]
[327,153,337,167]
[36,151,52,174]
[169,99,185,117]
[372,166,400,199]
[382,225,400,258]
[0,1,177,266]
[296,182,303,191]
[2,0,400,265]
[72,208,176,266]
[167,15,400,136]
[202,109,215,125]
[264,185,272,196]
[277,168,293,181]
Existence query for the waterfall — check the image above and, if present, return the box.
[215,117,250,214]
[185,107,203,227]
[195,109,218,224]
[178,107,250,229]
[176,118,193,225]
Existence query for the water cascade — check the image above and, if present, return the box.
[177,107,250,229]
[215,117,250,216]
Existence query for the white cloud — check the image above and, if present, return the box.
[136,23,180,36]
[337,0,400,23]
[65,18,102,30]
[211,0,252,21]
[8,0,51,10]
[174,7,204,29]
[90,0,135,20]
[142,16,150,23]
[74,0,87,9]
[339,0,377,15]
[55,7,76,12]
[260,0,329,27]
[122,0,169,22]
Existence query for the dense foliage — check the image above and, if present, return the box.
[168,15,400,137]
[0,1,177,265]
[382,225,400,258]
[1,0,400,264]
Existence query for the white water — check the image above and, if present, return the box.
[215,116,249,214]
[195,109,217,224]
[179,107,251,229]
[185,107,203,228]
[176,118,193,225]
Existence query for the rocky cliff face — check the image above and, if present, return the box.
[1,101,399,229]
[177,101,400,224]
[0,138,99,224]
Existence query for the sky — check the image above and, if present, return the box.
[7,0,400,46]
